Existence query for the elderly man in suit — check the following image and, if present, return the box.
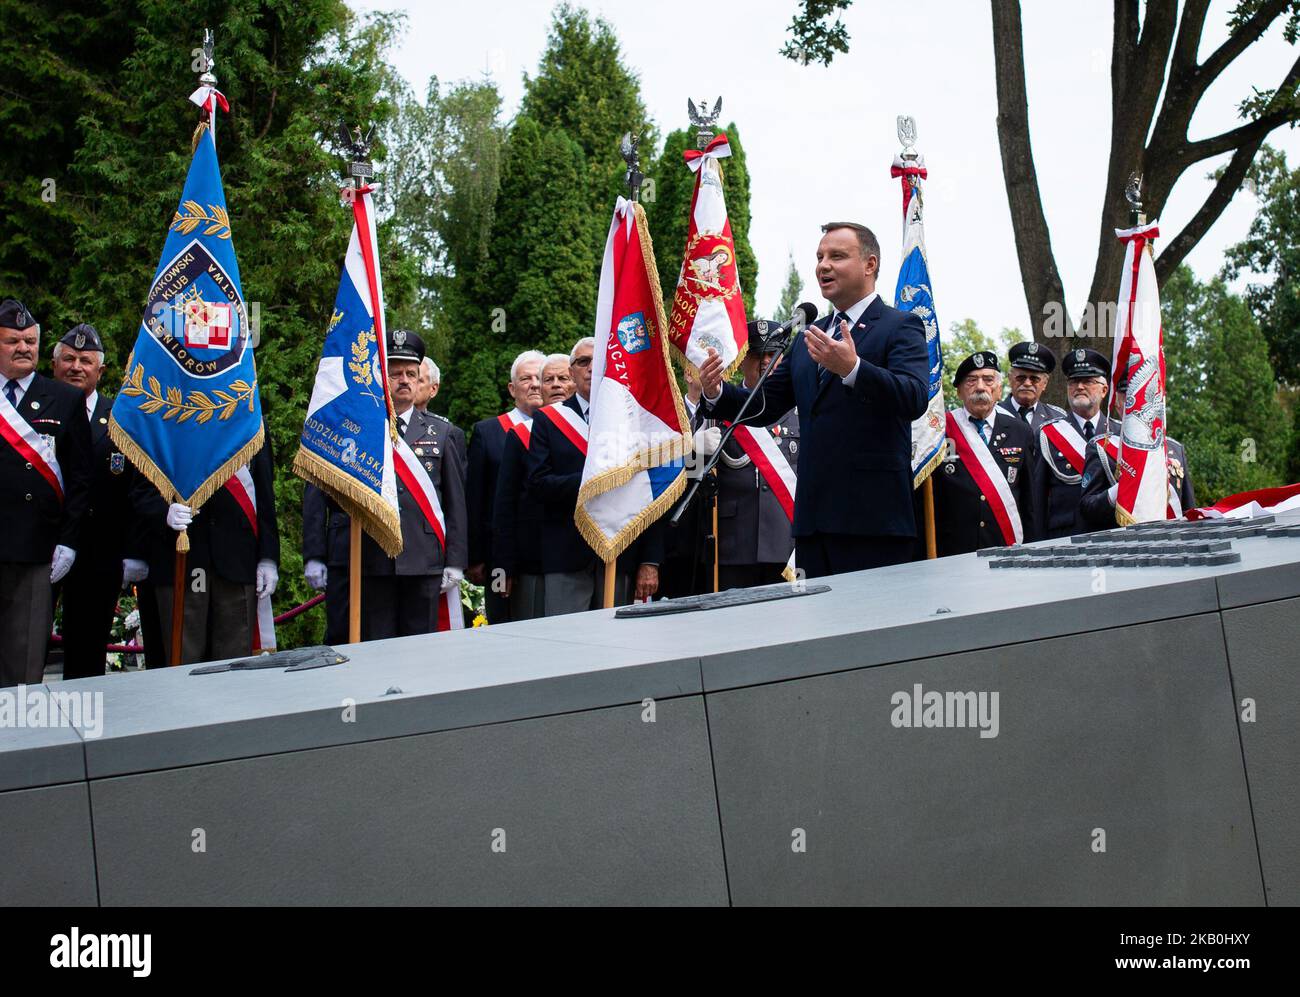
[698,222,930,577]
[0,300,93,685]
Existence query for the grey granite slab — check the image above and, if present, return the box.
[0,684,88,791]
[0,782,98,905]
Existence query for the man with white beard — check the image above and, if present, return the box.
[933,351,1038,555]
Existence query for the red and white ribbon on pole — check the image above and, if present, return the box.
[0,390,63,502]
[1111,222,1168,526]
[945,411,1023,546]
[188,85,229,147]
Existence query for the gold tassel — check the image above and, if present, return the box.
[191,119,208,154]
[175,527,190,553]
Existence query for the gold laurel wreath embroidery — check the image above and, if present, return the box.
[348,326,376,385]
[169,200,231,240]
[119,358,256,424]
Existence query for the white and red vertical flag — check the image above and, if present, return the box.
[577,198,692,560]
[667,133,748,375]
[1110,222,1168,526]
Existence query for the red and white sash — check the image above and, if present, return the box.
[393,433,447,552]
[945,411,1024,546]
[537,402,589,455]
[0,389,63,502]
[497,409,532,448]
[223,465,276,652]
[730,423,798,579]
[437,587,464,631]
[1039,419,1087,476]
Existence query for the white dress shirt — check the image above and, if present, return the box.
[85,389,99,421]
[3,370,36,407]
[829,291,879,389]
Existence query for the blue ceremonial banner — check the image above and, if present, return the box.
[292,188,402,556]
[892,155,945,487]
[109,128,263,509]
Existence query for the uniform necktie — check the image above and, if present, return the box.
[397,415,408,437]
[1018,405,1031,423]
[4,379,18,407]
[1083,420,1094,441]
[971,416,991,447]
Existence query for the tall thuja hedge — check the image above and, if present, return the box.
[1,0,413,648]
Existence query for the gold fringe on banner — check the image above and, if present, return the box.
[912,442,945,490]
[108,413,265,515]
[292,445,404,558]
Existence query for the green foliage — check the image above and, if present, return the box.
[447,115,593,428]
[1222,145,1300,385]
[2,0,411,649]
[781,0,853,66]
[1162,266,1292,502]
[774,253,805,322]
[941,320,1020,410]
[645,123,758,317]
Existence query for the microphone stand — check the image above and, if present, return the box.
[670,323,805,528]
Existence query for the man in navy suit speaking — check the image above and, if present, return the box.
[698,222,929,578]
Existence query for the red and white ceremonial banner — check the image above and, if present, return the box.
[667,133,748,375]
[577,197,691,562]
[1096,435,1181,519]
[1187,482,1300,520]
[945,411,1024,545]
[1111,222,1168,526]
[223,465,276,652]
[0,389,63,502]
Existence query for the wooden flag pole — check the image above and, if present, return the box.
[170,531,188,665]
[603,558,617,609]
[923,476,937,559]
[348,518,362,643]
[711,493,720,591]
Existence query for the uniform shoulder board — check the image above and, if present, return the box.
[431,412,450,423]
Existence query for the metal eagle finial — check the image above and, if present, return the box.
[198,28,217,86]
[688,96,723,150]
[897,115,918,159]
[337,122,376,187]
[620,132,644,202]
[1125,172,1144,223]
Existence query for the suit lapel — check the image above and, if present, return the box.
[90,394,110,447]
[19,374,51,421]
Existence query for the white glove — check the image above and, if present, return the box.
[122,558,149,585]
[687,426,723,479]
[1106,483,1119,507]
[166,502,193,531]
[50,545,76,584]
[256,559,279,599]
[304,559,328,591]
[440,565,464,593]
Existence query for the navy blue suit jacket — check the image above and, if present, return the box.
[707,296,929,539]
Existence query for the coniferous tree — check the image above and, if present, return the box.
[774,253,804,322]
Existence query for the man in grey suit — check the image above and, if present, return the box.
[302,329,467,641]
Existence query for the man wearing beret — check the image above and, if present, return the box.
[997,341,1066,431]
[933,351,1037,555]
[698,222,930,577]
[303,329,468,640]
[1076,361,1196,531]
[713,319,800,589]
[1031,347,1118,540]
[0,299,93,686]
[49,323,148,678]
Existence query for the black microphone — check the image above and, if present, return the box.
[760,302,819,349]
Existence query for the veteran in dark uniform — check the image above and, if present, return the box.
[1076,364,1196,531]
[1031,348,1119,540]
[48,324,144,678]
[715,319,799,589]
[997,341,1066,431]
[303,329,468,641]
[0,300,94,685]
[933,351,1037,555]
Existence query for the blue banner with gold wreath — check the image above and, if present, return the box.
[109,128,262,508]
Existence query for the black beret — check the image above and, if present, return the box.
[953,350,1001,385]
[0,298,37,330]
[386,328,425,364]
[1007,340,1055,374]
[59,323,104,353]
[1061,347,1110,381]
[746,318,782,354]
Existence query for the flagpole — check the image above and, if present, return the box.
[349,520,362,642]
[168,29,217,666]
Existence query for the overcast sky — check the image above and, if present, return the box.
[354,0,1298,337]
